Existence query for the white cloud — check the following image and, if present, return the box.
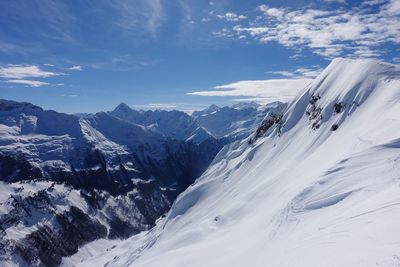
[0,64,68,87]
[0,65,59,79]
[268,67,323,78]
[268,71,296,77]
[68,65,82,71]
[361,0,387,6]
[217,0,400,59]
[258,5,285,18]
[6,79,49,87]
[188,78,312,103]
[60,94,78,97]
[216,12,247,22]
[146,0,164,32]
[294,67,323,78]
[213,28,235,38]
[230,97,283,104]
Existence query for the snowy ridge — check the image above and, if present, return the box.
[75,58,400,267]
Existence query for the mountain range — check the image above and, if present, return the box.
[0,96,285,266]
[64,58,400,267]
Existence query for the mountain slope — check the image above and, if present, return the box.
[76,58,400,267]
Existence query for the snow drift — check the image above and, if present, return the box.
[74,58,400,267]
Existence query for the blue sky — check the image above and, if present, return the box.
[0,0,399,113]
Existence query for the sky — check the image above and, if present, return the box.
[0,0,399,113]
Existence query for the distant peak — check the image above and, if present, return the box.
[114,102,132,112]
[207,104,220,111]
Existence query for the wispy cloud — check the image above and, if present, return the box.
[68,65,82,71]
[258,5,284,18]
[295,68,324,78]
[188,78,312,103]
[0,64,80,87]
[268,67,323,78]
[0,1,76,43]
[0,42,22,55]
[6,79,49,87]
[109,0,165,34]
[0,65,60,79]
[214,0,400,58]
[146,0,164,32]
[215,12,247,22]
[268,71,296,77]
[60,94,78,97]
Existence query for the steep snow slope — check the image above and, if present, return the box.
[76,58,400,267]
[193,101,287,141]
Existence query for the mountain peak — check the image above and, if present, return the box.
[113,102,132,113]
[208,104,220,111]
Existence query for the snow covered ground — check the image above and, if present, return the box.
[72,58,400,267]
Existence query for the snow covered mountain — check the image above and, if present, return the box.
[73,58,400,267]
[110,101,287,143]
[193,101,287,141]
[109,103,214,144]
[0,100,223,266]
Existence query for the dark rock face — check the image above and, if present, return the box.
[0,179,173,266]
[248,113,284,144]
[334,102,344,114]
[305,94,323,130]
[0,154,43,182]
[15,206,107,267]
